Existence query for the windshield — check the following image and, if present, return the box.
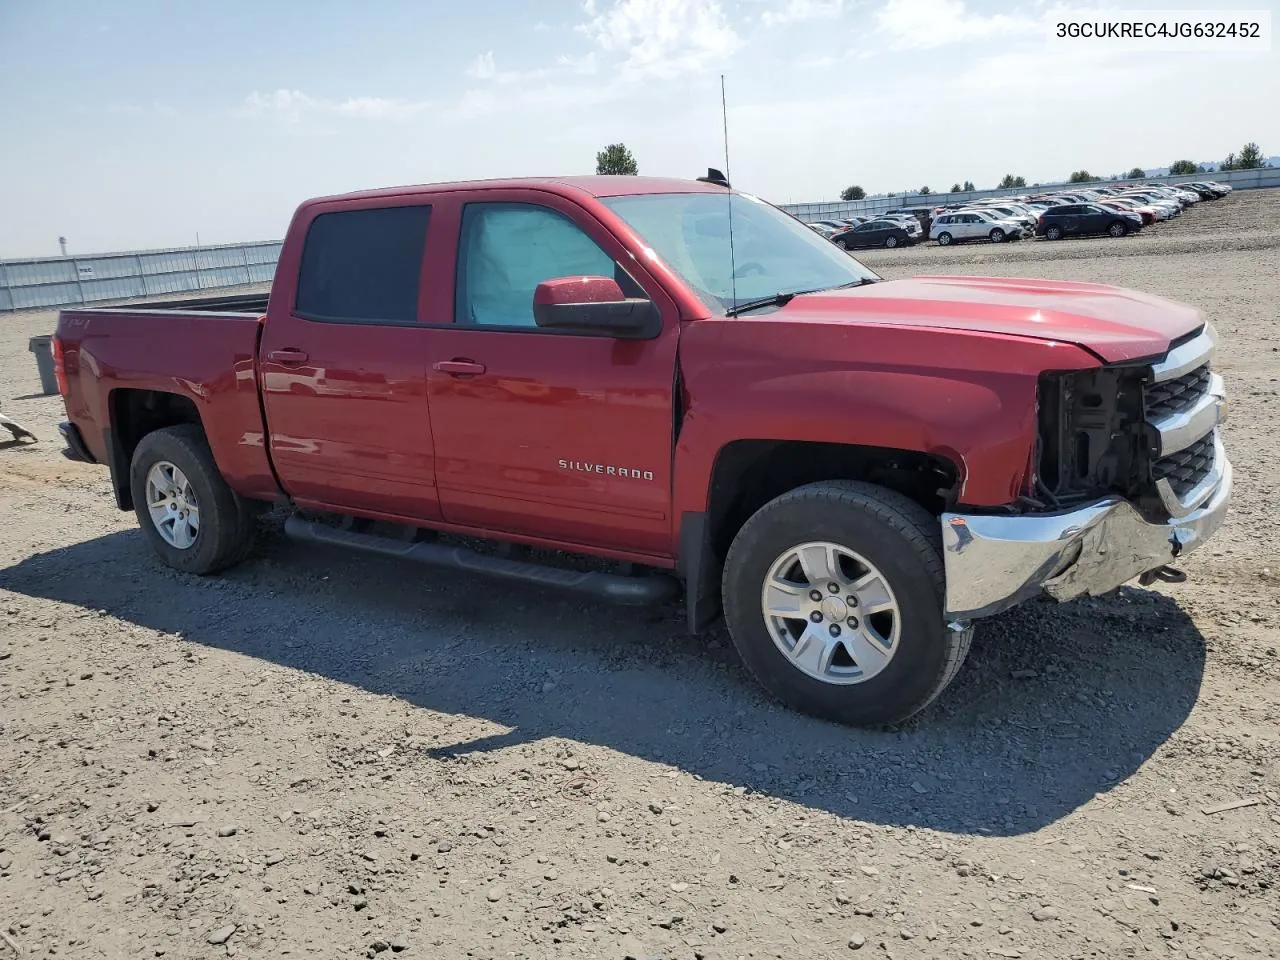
[600,191,879,315]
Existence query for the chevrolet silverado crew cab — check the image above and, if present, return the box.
[53,173,1231,727]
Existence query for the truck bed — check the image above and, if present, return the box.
[56,303,279,505]
[78,291,271,315]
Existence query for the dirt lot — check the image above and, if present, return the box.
[2,190,1278,960]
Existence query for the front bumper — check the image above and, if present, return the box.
[939,455,1232,620]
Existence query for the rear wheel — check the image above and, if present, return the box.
[129,425,256,575]
[936,232,953,246]
[989,228,1005,243]
[721,481,972,727]
[1045,225,1063,240]
[1108,221,1128,237]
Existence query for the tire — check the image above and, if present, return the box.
[936,232,953,246]
[1108,221,1128,238]
[989,228,1005,243]
[129,424,256,575]
[839,238,854,251]
[721,480,973,727]
[884,235,899,248]
[1045,225,1063,240]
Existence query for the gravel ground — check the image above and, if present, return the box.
[2,191,1278,960]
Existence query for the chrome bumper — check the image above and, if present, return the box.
[940,453,1232,620]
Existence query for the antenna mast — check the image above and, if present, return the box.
[721,74,737,312]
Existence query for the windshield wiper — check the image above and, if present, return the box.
[726,291,799,316]
[726,278,878,317]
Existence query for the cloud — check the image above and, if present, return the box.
[874,0,1036,49]
[239,89,430,123]
[467,51,496,80]
[461,50,598,88]
[577,0,740,80]
[761,0,847,28]
[451,0,738,119]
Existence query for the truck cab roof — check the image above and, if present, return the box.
[311,175,731,206]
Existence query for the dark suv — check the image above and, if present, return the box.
[1036,203,1143,240]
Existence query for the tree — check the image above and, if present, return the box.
[949,182,962,193]
[998,174,1025,189]
[840,185,866,201]
[919,185,931,195]
[1169,159,1198,175]
[1221,153,1236,171]
[1068,170,1094,183]
[963,179,976,191]
[595,143,638,175]
[1235,141,1265,169]
[1127,167,1145,179]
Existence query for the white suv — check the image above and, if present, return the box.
[931,210,1028,245]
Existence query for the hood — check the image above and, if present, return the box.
[773,276,1204,363]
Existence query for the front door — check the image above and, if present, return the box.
[422,192,679,558]
[259,201,443,521]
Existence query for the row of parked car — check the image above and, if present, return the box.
[806,179,1233,250]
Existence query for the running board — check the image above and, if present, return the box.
[284,514,678,606]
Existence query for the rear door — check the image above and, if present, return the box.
[420,190,680,558]
[1055,205,1083,235]
[852,222,881,247]
[258,200,443,521]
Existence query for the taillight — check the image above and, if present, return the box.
[51,334,69,396]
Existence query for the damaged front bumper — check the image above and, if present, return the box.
[940,451,1232,620]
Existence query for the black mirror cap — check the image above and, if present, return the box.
[696,167,731,188]
[533,298,661,339]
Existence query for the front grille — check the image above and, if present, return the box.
[1146,363,1210,420]
[1153,431,1214,497]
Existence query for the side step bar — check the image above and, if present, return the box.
[284,514,679,607]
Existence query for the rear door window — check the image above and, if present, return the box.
[295,205,431,324]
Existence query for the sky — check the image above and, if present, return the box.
[0,0,1276,258]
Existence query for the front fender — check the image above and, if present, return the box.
[672,318,1099,519]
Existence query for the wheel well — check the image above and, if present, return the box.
[705,440,959,563]
[109,389,203,509]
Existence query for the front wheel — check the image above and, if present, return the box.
[1108,221,1128,237]
[936,232,953,246]
[129,424,257,575]
[721,481,973,727]
[989,228,1005,243]
[884,235,899,248]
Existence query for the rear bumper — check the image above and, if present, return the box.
[940,455,1232,620]
[59,421,96,464]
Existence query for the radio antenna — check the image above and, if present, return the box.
[721,73,737,312]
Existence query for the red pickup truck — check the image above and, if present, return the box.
[53,173,1231,727]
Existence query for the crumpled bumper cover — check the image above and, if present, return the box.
[939,456,1232,620]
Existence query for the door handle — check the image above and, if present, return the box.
[433,359,486,376]
[268,348,310,365]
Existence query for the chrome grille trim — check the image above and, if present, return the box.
[1150,324,1216,383]
[1148,372,1226,457]
[1144,323,1225,517]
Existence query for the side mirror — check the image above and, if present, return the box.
[532,276,659,338]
